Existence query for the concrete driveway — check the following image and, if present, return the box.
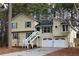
[1,48,63,56]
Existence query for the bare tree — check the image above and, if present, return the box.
[48,3,79,32]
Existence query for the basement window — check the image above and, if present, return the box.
[12,32,18,39]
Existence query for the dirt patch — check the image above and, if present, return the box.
[46,47,79,56]
[0,48,29,55]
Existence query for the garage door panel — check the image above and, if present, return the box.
[54,40,66,47]
[42,38,68,47]
[43,38,53,47]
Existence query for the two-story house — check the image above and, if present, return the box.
[11,13,38,47]
[11,13,76,48]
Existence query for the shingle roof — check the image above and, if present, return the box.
[39,20,53,25]
[36,19,53,27]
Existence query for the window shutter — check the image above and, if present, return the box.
[11,23,13,29]
[25,22,26,28]
[16,23,17,28]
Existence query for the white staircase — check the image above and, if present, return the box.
[23,31,39,48]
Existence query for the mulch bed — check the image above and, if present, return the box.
[0,48,29,55]
[46,47,79,56]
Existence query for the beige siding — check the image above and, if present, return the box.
[69,28,76,47]
[19,32,26,46]
[11,14,38,46]
[53,19,70,36]
[40,33,53,47]
[37,37,41,47]
[12,32,26,46]
[12,39,17,46]
[53,19,63,36]
[32,32,53,47]
[12,33,18,46]
[41,33,53,39]
[11,14,76,47]
[32,37,42,47]
[11,14,38,32]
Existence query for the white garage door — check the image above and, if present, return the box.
[42,38,53,47]
[54,38,68,47]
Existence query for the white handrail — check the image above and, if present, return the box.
[27,31,39,41]
[30,35,39,44]
[23,31,39,48]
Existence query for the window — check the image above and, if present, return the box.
[36,27,40,31]
[25,22,31,28]
[55,38,65,40]
[55,38,59,40]
[43,38,47,40]
[42,26,52,33]
[12,23,17,29]
[61,38,65,40]
[48,38,52,40]
[62,25,68,32]
[26,32,32,38]
[43,38,52,40]
[12,32,18,39]
[77,33,79,38]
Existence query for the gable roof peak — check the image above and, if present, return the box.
[12,13,37,21]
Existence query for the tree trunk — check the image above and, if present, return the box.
[8,3,12,48]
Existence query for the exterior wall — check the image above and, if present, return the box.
[53,36,69,47]
[12,32,26,46]
[12,33,17,46]
[53,19,70,36]
[18,32,26,46]
[11,14,38,47]
[32,28,53,47]
[12,38,17,46]
[37,37,41,47]
[53,19,76,47]
[74,38,79,47]
[41,33,53,39]
[11,14,38,32]
[32,37,41,47]
[11,14,76,47]
[40,32,53,47]
[69,28,76,47]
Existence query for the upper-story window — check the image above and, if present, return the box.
[62,25,68,32]
[25,21,31,28]
[42,26,52,33]
[12,23,17,29]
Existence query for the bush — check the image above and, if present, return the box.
[33,44,37,48]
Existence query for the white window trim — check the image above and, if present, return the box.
[42,26,52,33]
[25,21,31,28]
[12,23,17,29]
[61,24,69,32]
